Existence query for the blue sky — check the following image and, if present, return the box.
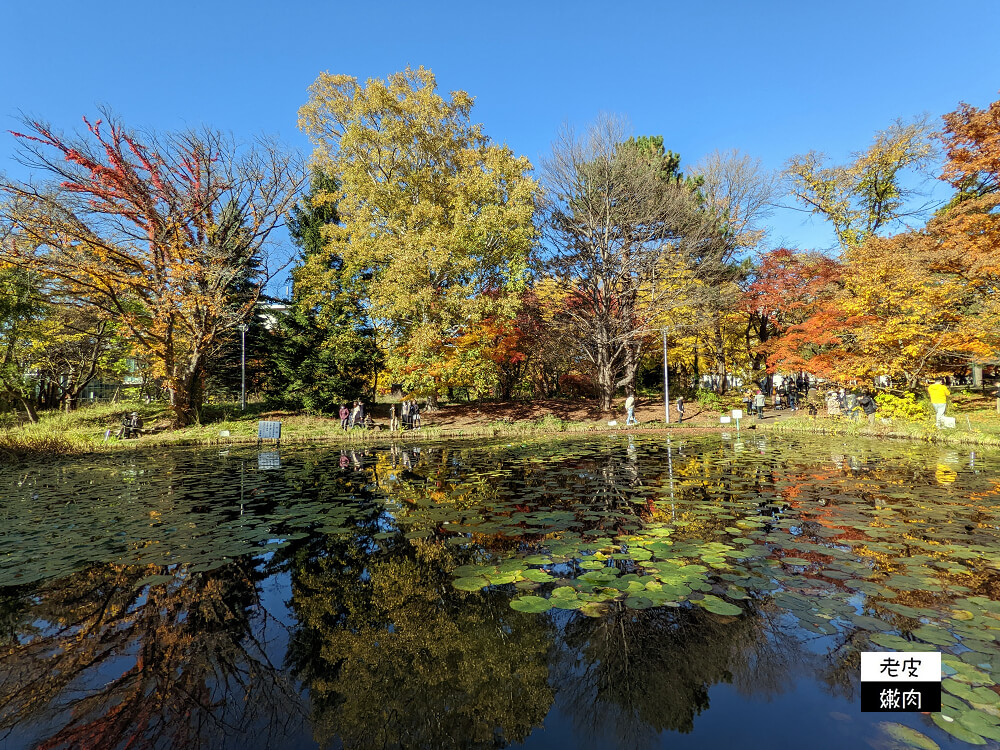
[2,0,998,281]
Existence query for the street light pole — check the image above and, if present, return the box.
[239,323,248,411]
[663,328,671,424]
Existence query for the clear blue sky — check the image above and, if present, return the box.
[2,0,998,280]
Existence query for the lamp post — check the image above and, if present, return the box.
[663,328,671,424]
[239,323,248,411]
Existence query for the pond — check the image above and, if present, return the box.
[1,433,1000,749]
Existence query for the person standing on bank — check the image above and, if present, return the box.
[411,399,421,429]
[389,404,399,432]
[339,404,350,431]
[754,390,766,419]
[858,391,878,425]
[624,392,637,426]
[676,396,685,423]
[928,379,950,427]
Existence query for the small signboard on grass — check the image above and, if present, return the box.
[258,420,282,444]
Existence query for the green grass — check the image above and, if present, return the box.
[0,399,712,461]
[759,394,1000,447]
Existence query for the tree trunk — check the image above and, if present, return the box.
[713,320,727,394]
[597,357,614,412]
[693,341,700,387]
[169,359,204,428]
[19,396,38,424]
[619,340,639,399]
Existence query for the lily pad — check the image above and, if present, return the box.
[697,595,742,616]
[933,713,987,745]
[452,576,489,591]
[878,722,939,750]
[509,595,552,613]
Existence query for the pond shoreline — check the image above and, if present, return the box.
[758,414,1000,447]
[7,398,1000,462]
[0,420,725,462]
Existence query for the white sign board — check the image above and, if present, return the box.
[861,652,940,682]
[720,416,732,424]
[732,410,743,420]
[258,421,282,441]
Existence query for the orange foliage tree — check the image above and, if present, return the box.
[0,112,302,426]
[742,248,844,378]
[927,94,1000,355]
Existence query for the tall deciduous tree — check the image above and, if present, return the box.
[297,66,537,407]
[928,95,1000,353]
[785,117,934,251]
[0,112,303,426]
[743,248,842,378]
[693,149,777,392]
[541,115,723,411]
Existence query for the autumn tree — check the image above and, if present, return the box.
[0,112,303,426]
[0,261,45,420]
[692,149,777,392]
[785,117,934,250]
[32,301,131,411]
[837,233,982,383]
[297,66,537,407]
[541,115,723,411]
[743,248,842,379]
[926,94,1000,353]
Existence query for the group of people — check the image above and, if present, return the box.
[824,389,878,423]
[389,399,421,431]
[339,398,423,431]
[741,381,808,420]
[339,400,375,430]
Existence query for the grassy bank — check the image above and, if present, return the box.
[757,397,1000,447]
[0,399,711,461]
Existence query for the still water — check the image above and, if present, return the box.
[1,433,1000,749]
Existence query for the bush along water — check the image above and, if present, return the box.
[874,392,928,422]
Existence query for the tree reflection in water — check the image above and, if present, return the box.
[0,558,302,750]
[286,530,555,749]
[3,435,998,749]
[551,597,805,749]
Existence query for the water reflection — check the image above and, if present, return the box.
[286,531,553,748]
[0,559,302,750]
[1,435,1000,749]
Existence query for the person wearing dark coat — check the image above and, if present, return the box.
[858,392,878,425]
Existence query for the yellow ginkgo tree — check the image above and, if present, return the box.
[297,67,538,406]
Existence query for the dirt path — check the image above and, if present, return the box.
[417,397,802,430]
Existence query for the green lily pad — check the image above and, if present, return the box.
[933,713,987,745]
[485,572,519,585]
[452,576,489,591]
[697,595,742,616]
[624,596,655,609]
[551,597,584,610]
[509,595,552,613]
[520,569,556,583]
[879,722,939,750]
[957,710,1000,741]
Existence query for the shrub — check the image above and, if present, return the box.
[695,389,723,409]
[534,413,568,431]
[874,392,926,422]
